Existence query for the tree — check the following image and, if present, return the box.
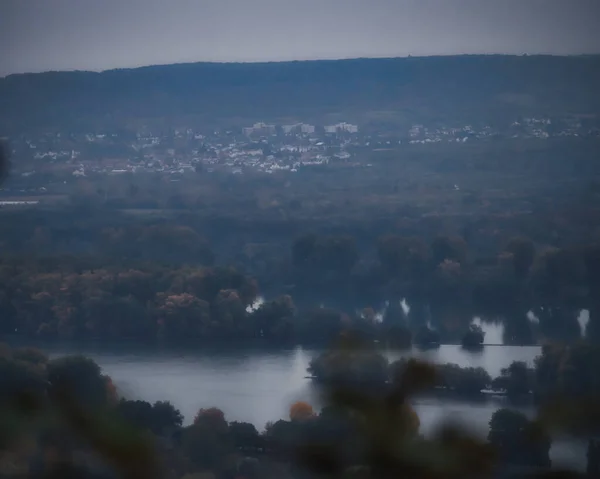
[398,403,421,438]
[115,399,154,432]
[289,401,314,421]
[437,364,491,397]
[292,234,358,275]
[381,301,413,349]
[156,292,211,339]
[237,457,261,479]
[414,325,440,348]
[471,264,523,319]
[292,233,319,268]
[299,353,498,479]
[492,361,533,401]
[301,308,345,345]
[385,324,412,350]
[180,407,232,470]
[181,421,232,470]
[229,421,262,450]
[431,235,467,266]
[502,312,535,346]
[377,236,427,279]
[11,347,48,366]
[151,401,184,435]
[534,305,582,343]
[505,237,536,278]
[534,342,600,410]
[193,407,227,432]
[136,225,215,265]
[533,248,585,309]
[182,266,257,306]
[461,324,485,350]
[0,354,47,406]
[212,289,247,336]
[81,294,150,340]
[47,355,112,408]
[308,349,389,385]
[429,259,467,311]
[319,235,359,274]
[250,295,295,341]
[488,408,551,468]
[264,419,300,457]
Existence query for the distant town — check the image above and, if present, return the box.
[5,116,600,184]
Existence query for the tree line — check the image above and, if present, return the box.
[1,229,600,346]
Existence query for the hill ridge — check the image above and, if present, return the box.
[1,55,599,133]
[4,53,600,78]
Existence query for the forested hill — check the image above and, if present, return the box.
[2,55,600,132]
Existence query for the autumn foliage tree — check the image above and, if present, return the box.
[193,407,227,431]
[289,401,315,421]
[184,407,231,470]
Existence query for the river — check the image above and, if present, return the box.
[32,341,586,471]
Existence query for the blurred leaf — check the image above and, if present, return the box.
[537,396,600,435]
[0,409,24,450]
[394,359,437,398]
[51,383,161,479]
[529,470,584,479]
[295,443,343,476]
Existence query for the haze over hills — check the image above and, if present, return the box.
[1,54,600,133]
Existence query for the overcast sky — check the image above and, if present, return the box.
[1,0,599,76]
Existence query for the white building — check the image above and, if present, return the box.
[409,125,422,137]
[282,124,299,134]
[324,122,358,134]
[243,122,276,136]
[253,122,276,134]
[282,123,315,134]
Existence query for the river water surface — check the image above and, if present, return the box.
[33,341,587,471]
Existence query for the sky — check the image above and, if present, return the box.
[1,0,600,76]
